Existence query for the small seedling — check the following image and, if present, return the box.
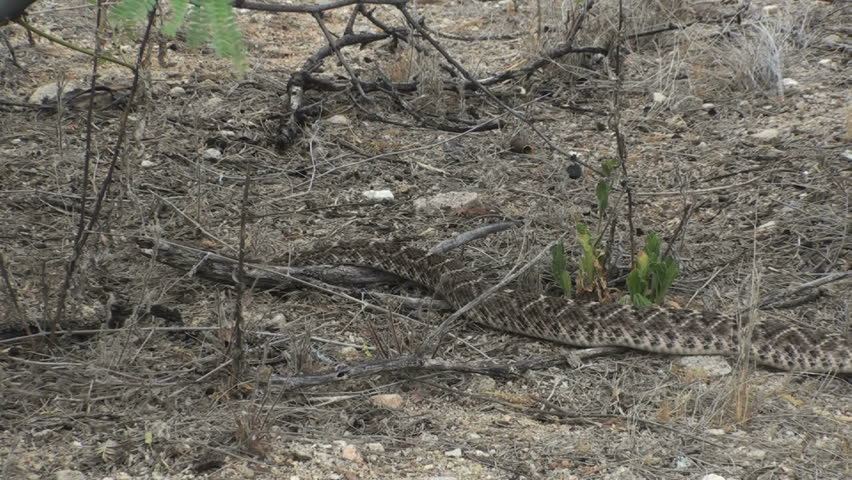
[552,224,608,300]
[551,241,573,296]
[623,233,678,306]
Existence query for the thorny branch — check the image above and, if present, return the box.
[252,0,609,167]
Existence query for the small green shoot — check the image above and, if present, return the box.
[551,241,573,296]
[574,223,606,297]
[596,158,619,218]
[622,233,678,306]
[595,180,611,216]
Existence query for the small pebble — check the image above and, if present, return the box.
[168,86,186,97]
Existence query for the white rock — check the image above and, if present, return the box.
[362,189,395,202]
[140,160,156,168]
[168,86,187,97]
[55,471,86,480]
[700,475,726,480]
[203,148,222,160]
[29,81,86,104]
[667,115,688,128]
[752,128,780,141]
[701,103,715,110]
[327,114,350,125]
[781,78,799,88]
[817,59,838,71]
[364,442,385,452]
[671,456,692,469]
[652,92,667,103]
[444,448,463,457]
[340,444,363,463]
[746,448,766,459]
[677,356,732,376]
[762,5,779,15]
[337,346,359,360]
[370,393,404,409]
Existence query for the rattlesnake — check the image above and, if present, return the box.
[304,243,851,373]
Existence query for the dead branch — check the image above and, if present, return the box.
[136,237,402,290]
[429,221,523,255]
[268,348,618,390]
[52,4,152,332]
[267,0,609,159]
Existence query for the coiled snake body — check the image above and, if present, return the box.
[307,244,850,373]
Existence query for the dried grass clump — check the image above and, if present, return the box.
[691,2,824,97]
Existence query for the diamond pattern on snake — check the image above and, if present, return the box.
[302,243,850,373]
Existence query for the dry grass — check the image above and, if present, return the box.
[1,0,850,478]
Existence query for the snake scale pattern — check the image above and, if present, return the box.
[305,243,851,373]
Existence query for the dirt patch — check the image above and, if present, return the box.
[1,1,850,479]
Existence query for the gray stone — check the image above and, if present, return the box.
[55,471,86,480]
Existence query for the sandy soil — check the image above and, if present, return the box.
[1,1,850,479]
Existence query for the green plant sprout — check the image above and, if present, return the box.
[623,232,679,306]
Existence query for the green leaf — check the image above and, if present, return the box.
[186,3,210,48]
[162,0,189,36]
[635,250,650,279]
[558,271,572,296]
[551,241,566,276]
[644,232,662,264]
[649,258,679,303]
[110,0,247,73]
[551,241,572,296]
[631,293,653,307]
[626,269,645,297]
[110,0,157,25]
[576,223,596,280]
[595,180,610,215]
[601,158,619,177]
